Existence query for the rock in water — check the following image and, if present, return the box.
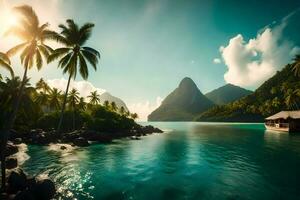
[6,158,18,169]
[148,77,214,121]
[33,179,56,200]
[73,137,90,147]
[7,169,27,193]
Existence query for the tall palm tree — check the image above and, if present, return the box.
[1,5,54,188]
[48,88,61,111]
[68,88,80,130]
[88,90,100,105]
[0,52,14,78]
[47,19,100,133]
[36,78,51,94]
[292,54,300,77]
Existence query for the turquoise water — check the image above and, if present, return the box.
[22,122,300,200]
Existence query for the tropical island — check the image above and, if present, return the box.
[0,5,162,199]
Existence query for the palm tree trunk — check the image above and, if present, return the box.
[57,74,72,134]
[1,66,28,189]
[73,106,75,130]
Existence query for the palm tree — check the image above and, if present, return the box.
[1,5,54,188]
[88,90,100,105]
[68,88,80,130]
[34,91,49,110]
[78,97,86,111]
[285,89,299,110]
[119,106,125,115]
[104,100,110,109]
[47,19,100,133]
[0,52,14,78]
[110,101,117,112]
[292,54,300,77]
[48,88,61,111]
[130,113,138,120]
[36,78,51,94]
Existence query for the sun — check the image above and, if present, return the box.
[7,12,18,27]
[0,9,19,34]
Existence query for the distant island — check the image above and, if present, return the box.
[148,62,300,122]
[148,77,253,121]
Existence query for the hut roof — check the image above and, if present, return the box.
[265,111,300,120]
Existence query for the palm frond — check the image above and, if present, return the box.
[14,5,39,28]
[82,49,98,70]
[47,48,71,63]
[0,60,14,77]
[82,47,100,58]
[4,26,31,41]
[58,53,72,69]
[78,53,88,80]
[43,30,70,46]
[35,50,43,70]
[79,23,94,45]
[6,42,28,57]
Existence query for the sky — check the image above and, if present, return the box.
[0,0,300,120]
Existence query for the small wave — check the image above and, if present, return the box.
[10,143,30,166]
[47,143,76,154]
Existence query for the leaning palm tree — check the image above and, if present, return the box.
[1,5,54,188]
[292,54,300,77]
[47,19,100,133]
[88,90,100,105]
[0,52,14,78]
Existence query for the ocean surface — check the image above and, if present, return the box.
[20,122,300,200]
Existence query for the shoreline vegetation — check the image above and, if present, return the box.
[0,4,163,199]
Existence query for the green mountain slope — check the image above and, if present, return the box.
[205,84,253,105]
[196,64,300,122]
[148,77,214,121]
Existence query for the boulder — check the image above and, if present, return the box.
[6,158,18,169]
[33,179,56,200]
[73,137,89,147]
[14,189,35,200]
[14,138,23,145]
[5,142,19,157]
[60,146,67,150]
[7,169,27,193]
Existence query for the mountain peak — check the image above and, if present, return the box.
[148,77,214,121]
[179,77,196,88]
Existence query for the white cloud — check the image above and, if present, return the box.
[128,97,162,121]
[213,58,221,64]
[46,78,105,99]
[220,16,300,88]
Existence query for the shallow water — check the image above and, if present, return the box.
[22,122,300,200]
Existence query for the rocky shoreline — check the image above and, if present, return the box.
[1,124,163,199]
[9,124,163,147]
